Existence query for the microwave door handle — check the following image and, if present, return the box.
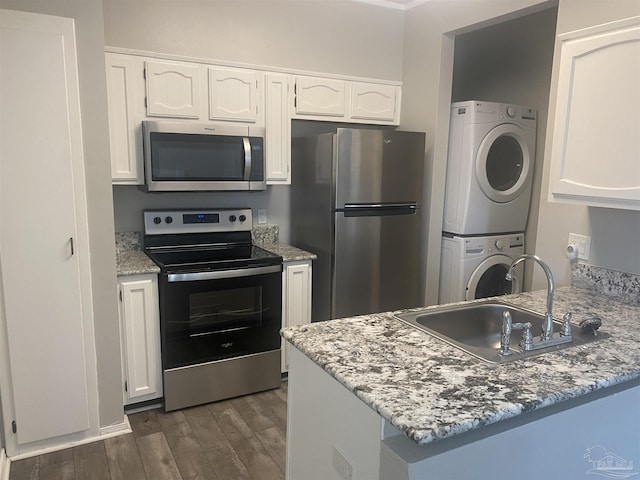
[242,137,251,180]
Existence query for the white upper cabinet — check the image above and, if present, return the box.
[104,49,402,185]
[265,73,291,184]
[350,82,399,123]
[292,76,401,125]
[549,16,640,210]
[145,60,203,118]
[106,54,145,184]
[294,76,347,117]
[209,66,260,122]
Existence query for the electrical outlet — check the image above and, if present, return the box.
[257,209,267,224]
[568,233,591,260]
[333,447,354,480]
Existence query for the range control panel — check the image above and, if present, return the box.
[144,208,252,235]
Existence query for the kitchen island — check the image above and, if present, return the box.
[281,273,640,480]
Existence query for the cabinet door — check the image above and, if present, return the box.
[350,82,399,123]
[119,276,162,404]
[549,17,640,210]
[282,261,312,373]
[145,60,202,118]
[0,10,96,448]
[208,66,259,122]
[106,54,145,184]
[265,73,291,184]
[294,76,346,117]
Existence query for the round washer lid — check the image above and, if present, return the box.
[475,123,533,203]
[465,254,522,301]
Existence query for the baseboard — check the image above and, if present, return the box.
[99,416,132,438]
[0,448,9,480]
[8,418,132,461]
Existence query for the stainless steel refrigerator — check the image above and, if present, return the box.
[290,128,426,322]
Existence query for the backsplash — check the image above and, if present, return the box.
[252,224,279,244]
[115,231,142,254]
[115,225,279,254]
[572,262,640,305]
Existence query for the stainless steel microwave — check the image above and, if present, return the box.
[142,121,266,192]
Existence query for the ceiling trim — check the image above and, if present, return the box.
[351,0,432,11]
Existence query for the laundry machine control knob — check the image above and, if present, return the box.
[495,239,507,250]
[506,107,517,118]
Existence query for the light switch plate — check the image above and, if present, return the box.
[257,209,267,224]
[568,233,591,260]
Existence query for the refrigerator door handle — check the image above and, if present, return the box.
[342,202,418,210]
[339,203,419,217]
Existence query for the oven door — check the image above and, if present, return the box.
[158,264,282,370]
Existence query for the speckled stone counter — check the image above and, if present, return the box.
[281,286,640,445]
[115,231,160,276]
[116,249,160,276]
[251,224,317,262]
[259,242,317,262]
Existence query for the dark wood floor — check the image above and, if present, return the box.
[9,381,288,480]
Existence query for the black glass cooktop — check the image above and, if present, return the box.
[146,244,281,272]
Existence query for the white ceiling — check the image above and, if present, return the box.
[352,0,432,11]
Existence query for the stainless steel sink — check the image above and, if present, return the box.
[394,300,606,364]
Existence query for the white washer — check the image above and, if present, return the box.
[443,100,537,235]
[438,233,525,305]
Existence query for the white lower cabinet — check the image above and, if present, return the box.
[118,275,163,405]
[281,261,312,373]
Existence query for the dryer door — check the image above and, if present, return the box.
[475,124,533,203]
[465,254,522,301]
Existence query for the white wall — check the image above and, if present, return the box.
[103,0,406,240]
[102,0,404,81]
[533,0,640,289]
[0,0,124,429]
[401,0,552,305]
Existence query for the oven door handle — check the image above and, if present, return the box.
[167,264,281,282]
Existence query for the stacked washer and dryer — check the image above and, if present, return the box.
[439,100,537,304]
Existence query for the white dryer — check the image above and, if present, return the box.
[439,233,525,305]
[443,100,537,235]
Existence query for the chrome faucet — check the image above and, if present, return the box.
[506,254,555,341]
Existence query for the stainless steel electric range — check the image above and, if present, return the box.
[144,208,282,411]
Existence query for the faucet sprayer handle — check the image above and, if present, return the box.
[560,312,572,337]
[517,322,534,351]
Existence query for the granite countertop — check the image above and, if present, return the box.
[281,286,640,446]
[116,249,160,276]
[258,242,317,262]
